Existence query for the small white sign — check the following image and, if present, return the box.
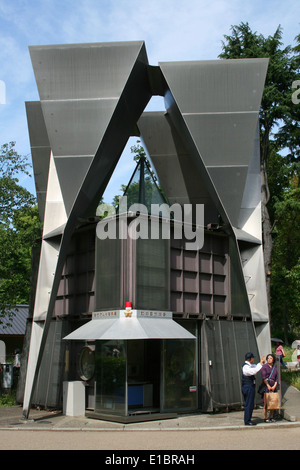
[138,310,172,319]
[92,309,173,320]
[92,310,119,319]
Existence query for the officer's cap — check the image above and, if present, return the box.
[245,352,255,360]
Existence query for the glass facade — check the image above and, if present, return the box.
[162,321,198,412]
[95,340,126,416]
[95,231,122,310]
[136,234,170,310]
[127,340,161,411]
[93,326,198,419]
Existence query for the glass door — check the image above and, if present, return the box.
[127,340,161,414]
[94,340,126,416]
[162,321,198,412]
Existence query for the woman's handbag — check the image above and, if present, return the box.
[266,391,280,410]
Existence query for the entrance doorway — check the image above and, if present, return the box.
[90,323,197,422]
[127,340,160,414]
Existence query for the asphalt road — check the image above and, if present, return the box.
[1,426,300,451]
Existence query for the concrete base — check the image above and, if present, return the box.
[281,380,300,422]
[63,381,85,417]
[86,410,177,423]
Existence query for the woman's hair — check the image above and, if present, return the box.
[266,353,275,364]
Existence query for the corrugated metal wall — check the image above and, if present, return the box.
[200,319,259,411]
[32,319,68,408]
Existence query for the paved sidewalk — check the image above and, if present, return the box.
[0,382,299,432]
[0,406,299,432]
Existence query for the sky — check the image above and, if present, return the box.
[0,0,299,204]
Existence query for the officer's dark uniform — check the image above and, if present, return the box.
[241,362,256,425]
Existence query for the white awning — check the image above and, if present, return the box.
[63,310,195,341]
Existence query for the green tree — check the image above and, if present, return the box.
[0,142,35,224]
[270,169,300,341]
[276,33,300,162]
[0,142,42,323]
[219,22,299,313]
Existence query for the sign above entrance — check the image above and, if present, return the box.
[92,310,173,320]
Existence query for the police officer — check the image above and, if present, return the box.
[242,352,266,425]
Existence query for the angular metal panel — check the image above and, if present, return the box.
[137,112,193,205]
[54,156,93,215]
[183,113,259,167]
[238,124,261,233]
[31,147,51,193]
[138,112,220,225]
[25,101,50,146]
[42,153,67,237]
[29,41,148,101]
[25,101,51,221]
[29,41,149,217]
[228,237,252,318]
[42,99,118,157]
[159,58,268,228]
[207,166,248,227]
[159,59,268,114]
[240,244,269,322]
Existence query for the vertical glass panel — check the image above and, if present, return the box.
[136,228,169,310]
[162,321,197,411]
[127,340,161,411]
[95,224,121,309]
[95,341,126,416]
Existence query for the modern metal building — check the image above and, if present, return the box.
[23,41,270,422]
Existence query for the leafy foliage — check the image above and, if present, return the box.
[270,172,300,338]
[0,142,42,323]
[0,142,34,226]
[220,23,299,337]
